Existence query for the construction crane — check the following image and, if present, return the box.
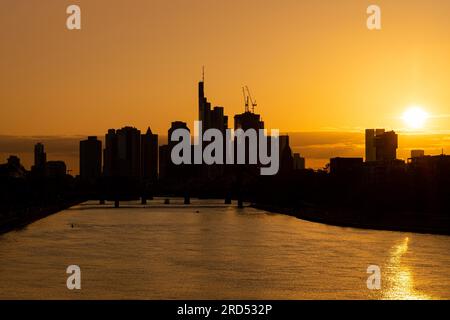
[245,86,257,113]
[242,86,257,113]
[242,87,250,112]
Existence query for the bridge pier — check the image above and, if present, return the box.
[237,196,244,208]
[114,200,120,208]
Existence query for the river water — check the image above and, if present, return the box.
[0,199,449,299]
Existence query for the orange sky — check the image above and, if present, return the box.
[1,0,450,136]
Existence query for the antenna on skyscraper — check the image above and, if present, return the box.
[202,66,205,83]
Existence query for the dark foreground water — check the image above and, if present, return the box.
[0,199,449,299]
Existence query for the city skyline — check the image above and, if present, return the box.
[1,129,450,175]
[1,1,450,303]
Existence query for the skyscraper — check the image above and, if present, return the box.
[279,135,294,174]
[34,143,47,169]
[80,136,102,181]
[141,127,158,182]
[103,127,141,178]
[293,153,306,170]
[365,129,398,162]
[234,111,264,131]
[375,130,398,161]
[117,127,141,178]
[198,75,228,132]
[197,75,229,180]
[104,129,118,177]
[160,121,190,180]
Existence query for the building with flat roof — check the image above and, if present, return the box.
[365,129,398,162]
[80,136,102,181]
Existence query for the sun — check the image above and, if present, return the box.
[402,106,429,130]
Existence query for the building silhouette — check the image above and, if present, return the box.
[80,136,102,181]
[33,143,47,172]
[330,157,364,176]
[0,156,27,178]
[197,75,230,180]
[159,121,190,180]
[279,135,294,174]
[234,111,264,131]
[293,153,306,170]
[104,127,141,178]
[365,129,398,162]
[411,149,425,159]
[104,129,118,177]
[141,127,158,182]
[198,74,228,132]
[375,130,398,161]
[45,161,67,178]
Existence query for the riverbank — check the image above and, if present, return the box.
[0,199,84,235]
[252,203,450,236]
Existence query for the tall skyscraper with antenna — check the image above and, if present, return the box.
[198,68,228,132]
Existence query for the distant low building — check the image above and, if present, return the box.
[330,157,364,176]
[0,156,27,178]
[293,153,306,170]
[408,154,450,174]
[411,150,425,159]
[45,161,67,178]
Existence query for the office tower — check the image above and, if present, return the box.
[104,129,118,177]
[279,135,293,173]
[198,76,228,132]
[293,153,306,170]
[198,76,209,126]
[411,150,425,159]
[168,121,189,145]
[158,145,170,180]
[197,76,228,180]
[365,129,385,162]
[375,130,398,161]
[365,129,376,162]
[365,129,398,162]
[141,127,158,182]
[161,121,190,180]
[103,127,141,178]
[117,127,141,178]
[234,112,264,131]
[80,136,102,181]
[34,143,47,169]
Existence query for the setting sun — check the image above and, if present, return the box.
[402,107,429,130]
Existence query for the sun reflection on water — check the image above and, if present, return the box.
[383,237,430,300]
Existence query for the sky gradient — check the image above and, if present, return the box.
[1,0,450,171]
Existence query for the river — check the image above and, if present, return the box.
[0,199,449,299]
